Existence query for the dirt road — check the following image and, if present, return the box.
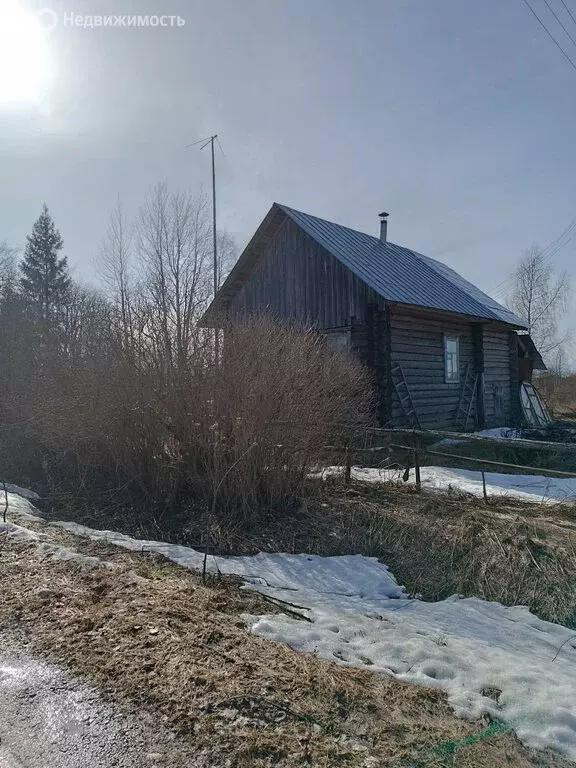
[0,637,194,768]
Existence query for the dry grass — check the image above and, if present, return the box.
[0,521,569,767]
[44,476,576,630]
[539,373,576,423]
[133,480,576,631]
[330,484,576,629]
[380,491,572,627]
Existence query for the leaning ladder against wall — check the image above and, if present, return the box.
[455,363,479,431]
[391,362,421,429]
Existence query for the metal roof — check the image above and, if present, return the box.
[202,203,528,328]
[517,333,547,370]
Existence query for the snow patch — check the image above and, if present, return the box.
[2,507,107,568]
[249,595,576,757]
[475,427,521,439]
[0,489,45,521]
[6,502,576,761]
[322,465,576,504]
[435,427,521,447]
[1,482,41,501]
[0,521,40,541]
[36,541,105,569]
[49,517,576,760]
[52,521,404,597]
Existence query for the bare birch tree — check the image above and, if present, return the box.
[0,241,18,287]
[98,199,133,351]
[136,183,212,376]
[217,231,238,288]
[507,244,571,359]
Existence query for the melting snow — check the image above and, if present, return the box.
[52,521,405,598]
[1,488,108,568]
[0,521,40,541]
[475,427,522,439]
[323,465,576,504]
[250,593,576,758]
[48,518,576,761]
[3,487,576,761]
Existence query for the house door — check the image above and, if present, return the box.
[493,384,505,423]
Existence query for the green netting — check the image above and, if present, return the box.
[432,718,510,757]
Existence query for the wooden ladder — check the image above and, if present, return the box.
[455,363,478,431]
[391,362,421,429]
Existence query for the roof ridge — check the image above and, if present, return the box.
[278,202,384,245]
[201,203,528,329]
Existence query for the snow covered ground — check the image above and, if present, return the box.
[46,519,576,761]
[0,493,113,568]
[439,427,522,446]
[3,487,576,761]
[475,427,522,439]
[323,465,576,503]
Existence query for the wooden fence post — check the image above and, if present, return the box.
[481,471,490,505]
[414,450,421,492]
[344,449,352,486]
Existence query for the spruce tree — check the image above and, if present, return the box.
[20,204,71,325]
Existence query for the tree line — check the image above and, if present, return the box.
[0,184,372,538]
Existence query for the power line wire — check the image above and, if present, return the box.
[544,232,576,259]
[491,213,576,297]
[520,0,576,72]
[541,0,576,47]
[538,212,576,261]
[559,0,576,29]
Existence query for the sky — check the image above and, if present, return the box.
[1,0,576,346]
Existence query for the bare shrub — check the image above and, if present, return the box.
[0,183,374,537]
[4,313,373,535]
[191,317,375,523]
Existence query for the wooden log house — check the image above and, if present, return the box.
[201,203,545,430]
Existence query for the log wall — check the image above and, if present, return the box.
[228,217,380,328]
[387,307,475,429]
[483,326,516,426]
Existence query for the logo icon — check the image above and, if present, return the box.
[37,8,58,32]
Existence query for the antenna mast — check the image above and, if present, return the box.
[187,133,222,361]
[210,136,217,300]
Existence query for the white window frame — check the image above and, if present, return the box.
[324,328,351,352]
[444,335,460,383]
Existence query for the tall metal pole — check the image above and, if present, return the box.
[210,136,218,299]
[185,133,220,363]
[210,136,219,363]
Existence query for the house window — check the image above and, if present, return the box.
[325,329,350,352]
[444,336,460,383]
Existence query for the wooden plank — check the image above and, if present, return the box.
[408,383,471,392]
[368,427,576,453]
[390,340,445,351]
[389,443,576,479]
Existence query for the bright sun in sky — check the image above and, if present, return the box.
[0,1,52,104]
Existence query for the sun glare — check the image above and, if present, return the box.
[0,1,51,104]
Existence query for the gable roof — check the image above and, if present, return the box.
[202,203,528,329]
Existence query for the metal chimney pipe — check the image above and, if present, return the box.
[379,211,389,242]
